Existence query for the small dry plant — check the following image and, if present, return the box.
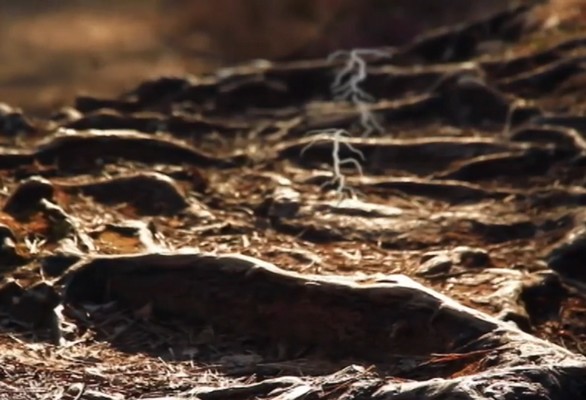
[303,49,390,199]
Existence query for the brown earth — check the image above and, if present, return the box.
[2,1,586,399]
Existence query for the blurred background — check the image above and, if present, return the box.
[0,0,583,115]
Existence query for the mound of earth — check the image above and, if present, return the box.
[1,3,586,399]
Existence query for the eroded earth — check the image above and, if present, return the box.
[2,4,586,399]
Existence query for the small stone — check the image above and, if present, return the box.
[2,176,55,216]
[548,227,586,281]
[454,246,490,268]
[416,255,453,277]
[420,250,449,264]
[269,187,300,218]
[8,281,61,327]
[0,103,35,136]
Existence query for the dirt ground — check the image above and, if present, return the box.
[2,1,586,399]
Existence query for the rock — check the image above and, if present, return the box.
[548,227,586,281]
[420,250,448,264]
[521,271,567,324]
[7,281,61,326]
[269,187,301,219]
[454,246,490,268]
[2,176,55,217]
[0,103,35,136]
[0,280,62,343]
[416,255,453,276]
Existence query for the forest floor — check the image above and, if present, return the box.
[1,1,586,399]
